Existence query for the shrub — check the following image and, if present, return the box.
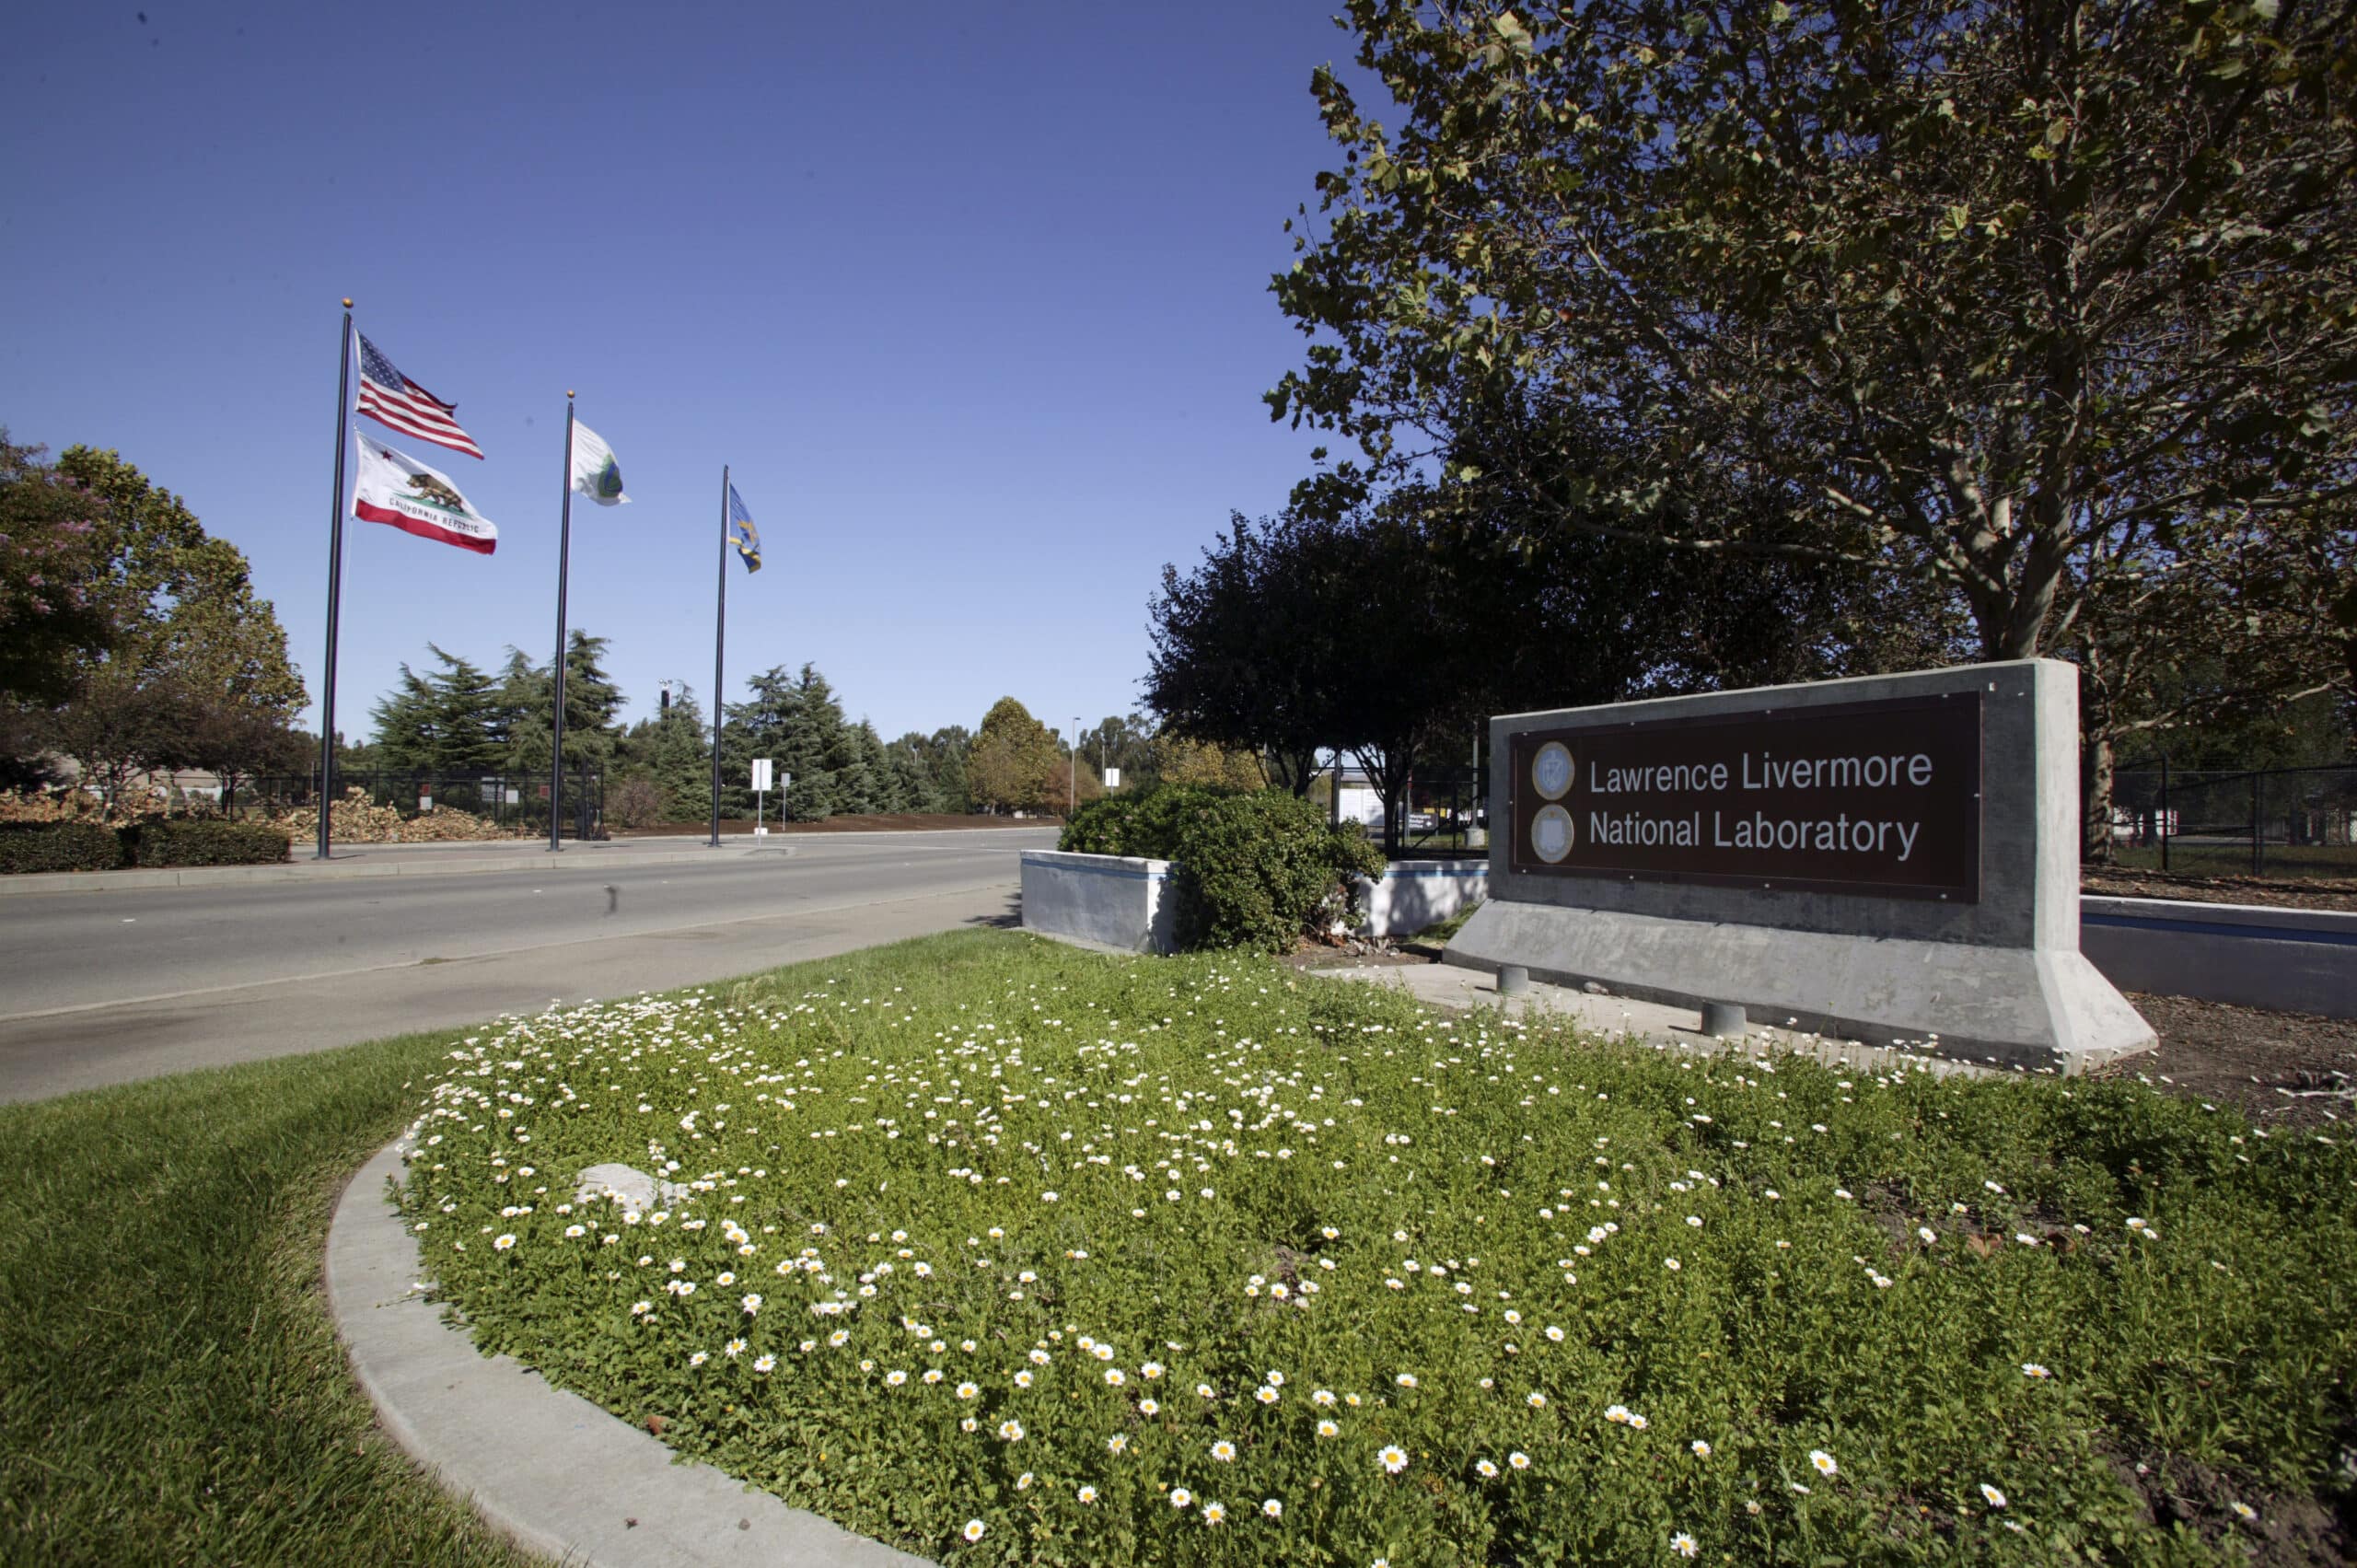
[121,819,292,867]
[607,772,667,831]
[1061,785,1386,952]
[1058,784,1215,859]
[0,821,126,874]
[1167,790,1386,952]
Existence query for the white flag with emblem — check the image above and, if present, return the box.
[570,421,630,506]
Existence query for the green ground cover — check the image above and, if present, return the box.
[402,931,2357,1565]
[2100,843,2357,881]
[0,1032,534,1567]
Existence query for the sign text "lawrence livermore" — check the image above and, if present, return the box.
[1509,692,1982,900]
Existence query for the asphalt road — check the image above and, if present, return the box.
[0,829,1056,1104]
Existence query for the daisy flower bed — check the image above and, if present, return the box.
[397,931,2357,1564]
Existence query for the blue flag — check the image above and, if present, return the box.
[727,484,761,573]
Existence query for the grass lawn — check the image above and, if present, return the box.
[400,930,2356,1565]
[0,1029,537,1567]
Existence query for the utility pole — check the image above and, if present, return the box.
[1070,716,1080,815]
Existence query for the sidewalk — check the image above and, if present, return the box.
[1309,958,2008,1080]
[0,833,767,898]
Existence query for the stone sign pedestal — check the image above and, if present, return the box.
[1446,659,2154,1074]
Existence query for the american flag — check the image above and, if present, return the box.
[355,332,483,459]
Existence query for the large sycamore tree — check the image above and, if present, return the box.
[1271,1,2356,700]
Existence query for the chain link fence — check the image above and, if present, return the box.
[2106,763,2357,878]
[237,768,606,841]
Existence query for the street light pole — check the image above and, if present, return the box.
[1070,716,1080,816]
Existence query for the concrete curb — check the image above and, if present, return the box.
[326,1140,932,1568]
[2,826,1053,898]
[2080,895,2357,1019]
[0,844,766,897]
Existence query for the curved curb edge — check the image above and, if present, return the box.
[326,1138,933,1568]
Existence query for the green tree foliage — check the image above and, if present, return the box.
[1079,713,1159,793]
[713,667,954,821]
[875,732,946,813]
[367,645,510,776]
[1149,496,1921,851]
[968,698,1085,815]
[1145,517,1335,795]
[496,632,624,779]
[900,726,973,813]
[28,446,304,802]
[614,683,714,821]
[367,665,436,770]
[1270,1,2357,671]
[426,647,508,775]
[722,664,853,821]
[0,436,112,718]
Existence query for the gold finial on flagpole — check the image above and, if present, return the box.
[342,297,353,308]
[567,389,575,400]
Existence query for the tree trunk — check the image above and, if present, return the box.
[1353,746,1410,858]
[2081,729,2117,865]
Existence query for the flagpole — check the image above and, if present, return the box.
[550,393,575,854]
[709,465,729,849]
[316,299,354,861]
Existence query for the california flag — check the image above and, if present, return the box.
[352,432,498,554]
[570,421,630,506]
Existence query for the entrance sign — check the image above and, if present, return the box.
[1446,661,2153,1074]
[1509,693,1982,900]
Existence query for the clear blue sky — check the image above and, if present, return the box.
[4,1,1364,744]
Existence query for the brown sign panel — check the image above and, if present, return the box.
[1509,691,1982,900]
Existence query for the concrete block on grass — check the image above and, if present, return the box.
[1020,850,1178,954]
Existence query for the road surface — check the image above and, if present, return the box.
[0,829,1056,1103]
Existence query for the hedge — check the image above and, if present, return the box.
[0,822,127,875]
[1059,784,1385,952]
[121,820,293,868]
[0,819,294,875]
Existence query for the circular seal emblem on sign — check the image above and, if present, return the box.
[1532,741,1574,800]
[1531,803,1574,863]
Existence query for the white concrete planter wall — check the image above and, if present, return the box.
[1353,860,1489,938]
[2079,896,2357,1019]
[1021,850,1178,953]
[1023,852,1489,951]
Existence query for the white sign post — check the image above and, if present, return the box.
[751,758,773,835]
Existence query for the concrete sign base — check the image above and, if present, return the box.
[1445,900,2154,1073]
[1457,659,2154,1075]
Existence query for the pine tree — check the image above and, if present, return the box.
[494,647,547,778]
[877,732,939,812]
[492,632,623,780]
[370,663,440,769]
[644,685,713,821]
[723,664,851,822]
[900,726,971,813]
[426,645,506,775]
